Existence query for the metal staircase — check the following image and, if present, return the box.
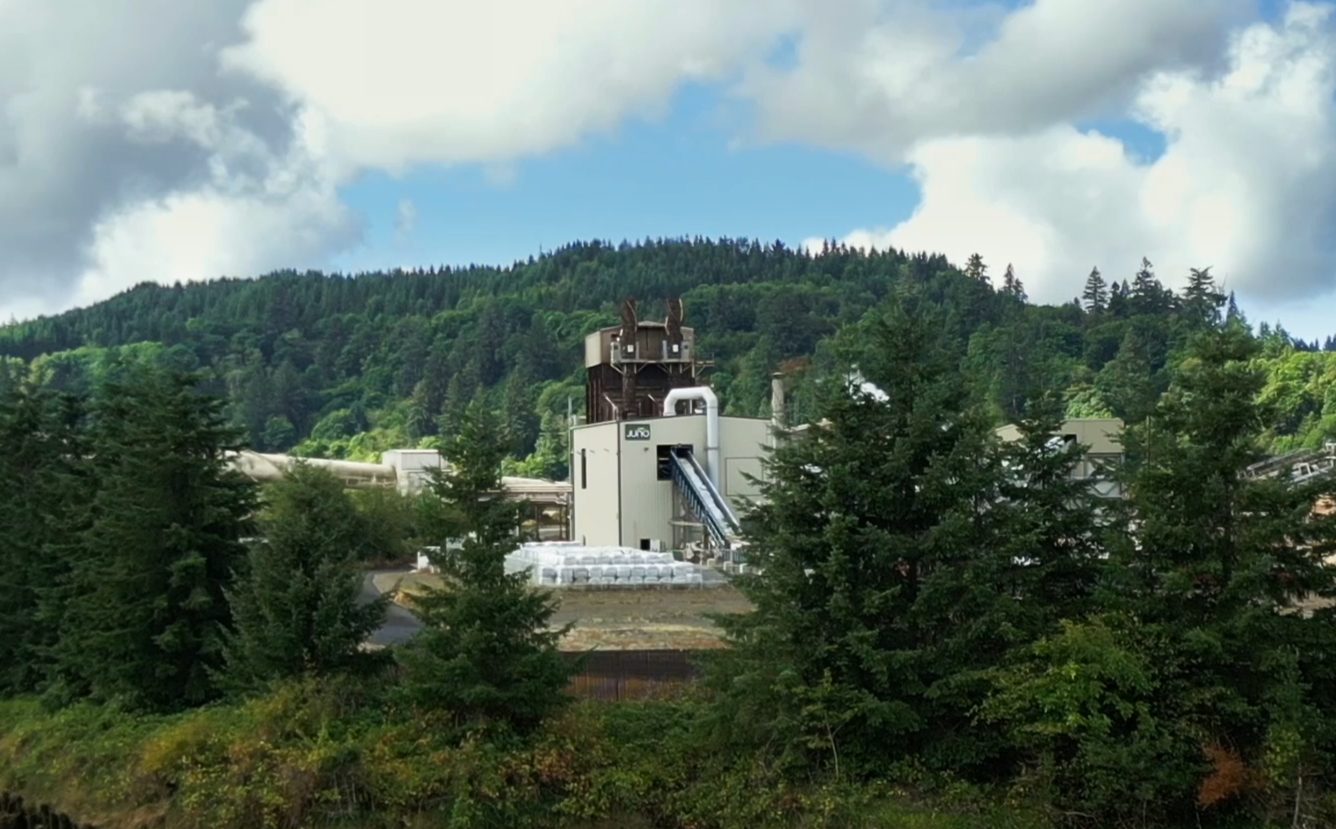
[1244,441,1336,484]
[668,446,742,550]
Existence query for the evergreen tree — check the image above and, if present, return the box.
[500,367,540,458]
[1095,326,1162,423]
[1001,264,1026,301]
[516,410,571,481]
[1181,266,1225,327]
[1111,326,1336,623]
[1097,327,1336,813]
[397,399,572,734]
[964,253,989,283]
[705,290,1005,776]
[1225,290,1243,326]
[992,392,1107,628]
[47,363,256,711]
[1107,279,1131,317]
[1081,267,1108,314]
[220,462,389,692]
[439,364,481,437]
[0,382,89,695]
[1130,257,1173,315]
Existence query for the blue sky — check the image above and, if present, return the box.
[331,84,920,272]
[331,88,1170,278]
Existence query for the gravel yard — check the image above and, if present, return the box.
[379,571,754,650]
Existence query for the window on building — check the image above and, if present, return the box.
[639,538,651,551]
[656,444,692,481]
[580,449,587,489]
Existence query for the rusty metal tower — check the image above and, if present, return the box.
[583,298,711,424]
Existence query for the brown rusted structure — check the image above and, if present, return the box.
[583,298,711,425]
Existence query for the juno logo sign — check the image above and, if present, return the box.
[624,424,652,441]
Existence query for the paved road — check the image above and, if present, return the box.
[360,568,424,647]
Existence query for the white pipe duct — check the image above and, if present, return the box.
[662,386,721,491]
[228,450,397,488]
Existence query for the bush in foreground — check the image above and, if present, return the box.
[0,681,1047,829]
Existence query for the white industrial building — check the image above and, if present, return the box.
[570,389,774,554]
[571,299,779,561]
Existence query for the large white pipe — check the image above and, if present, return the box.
[662,386,720,491]
[228,450,397,487]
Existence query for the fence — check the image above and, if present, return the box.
[563,649,705,702]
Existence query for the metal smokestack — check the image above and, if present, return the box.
[771,372,786,429]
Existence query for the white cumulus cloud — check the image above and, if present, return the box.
[801,2,1336,318]
[220,0,805,175]
[0,0,805,321]
[4,0,1335,338]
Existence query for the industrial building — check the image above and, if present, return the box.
[571,299,778,560]
[229,447,573,538]
[995,417,1125,498]
[233,298,1144,569]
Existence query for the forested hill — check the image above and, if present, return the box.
[2,238,1334,476]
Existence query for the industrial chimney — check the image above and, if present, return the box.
[771,372,786,429]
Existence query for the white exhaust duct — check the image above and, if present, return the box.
[662,386,721,491]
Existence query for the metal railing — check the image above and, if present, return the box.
[669,447,742,549]
[1245,441,1336,482]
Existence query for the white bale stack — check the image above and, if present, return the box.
[504,542,717,588]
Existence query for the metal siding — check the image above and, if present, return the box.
[719,417,773,509]
[571,422,622,546]
[725,457,764,499]
[1066,419,1124,455]
[619,416,703,548]
[996,418,1123,454]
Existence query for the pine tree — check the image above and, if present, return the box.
[1129,257,1172,315]
[500,367,540,458]
[47,362,256,711]
[1001,264,1027,301]
[992,392,1107,628]
[964,253,989,283]
[704,289,1006,776]
[1101,327,1336,791]
[220,462,389,692]
[1094,326,1162,423]
[1081,267,1108,314]
[0,382,89,695]
[1225,290,1243,325]
[397,399,572,734]
[439,364,481,437]
[1111,326,1336,623]
[1181,266,1225,327]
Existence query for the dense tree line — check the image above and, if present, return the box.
[2,240,1333,480]
[703,291,1336,825]
[0,361,567,734]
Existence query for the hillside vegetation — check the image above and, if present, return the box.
[2,239,1334,475]
[4,241,1336,828]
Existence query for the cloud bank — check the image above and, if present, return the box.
[1,0,1333,325]
[802,1,1336,308]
